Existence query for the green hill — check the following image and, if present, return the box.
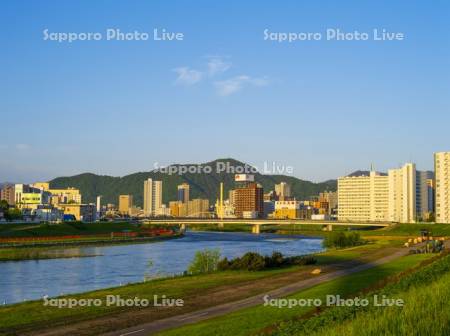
[49,159,337,206]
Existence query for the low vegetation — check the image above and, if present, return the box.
[322,231,365,249]
[218,252,317,271]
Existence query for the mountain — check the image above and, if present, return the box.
[49,159,337,206]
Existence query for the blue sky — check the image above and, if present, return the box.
[1,1,449,183]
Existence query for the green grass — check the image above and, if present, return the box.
[0,247,99,261]
[270,252,450,336]
[0,265,301,335]
[320,272,450,336]
[0,221,142,238]
[368,223,450,237]
[157,254,433,336]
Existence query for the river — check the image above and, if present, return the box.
[0,231,323,305]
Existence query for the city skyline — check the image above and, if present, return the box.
[1,1,449,182]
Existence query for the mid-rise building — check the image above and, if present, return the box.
[273,200,300,219]
[435,152,450,223]
[143,178,162,217]
[118,195,133,216]
[32,182,82,204]
[234,182,264,218]
[60,204,96,222]
[338,171,389,222]
[177,183,190,203]
[0,185,15,205]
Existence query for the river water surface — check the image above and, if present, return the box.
[0,231,323,304]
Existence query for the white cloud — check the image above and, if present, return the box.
[207,57,231,76]
[173,67,203,85]
[214,75,269,96]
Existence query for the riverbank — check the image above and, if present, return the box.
[190,223,450,240]
[0,237,424,336]
[0,234,183,261]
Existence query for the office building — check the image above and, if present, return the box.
[435,152,450,223]
[177,183,190,203]
[118,195,133,216]
[143,178,163,217]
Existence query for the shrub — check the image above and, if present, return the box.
[218,251,317,271]
[323,231,365,249]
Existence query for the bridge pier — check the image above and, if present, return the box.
[218,223,224,229]
[252,224,261,234]
[180,223,186,232]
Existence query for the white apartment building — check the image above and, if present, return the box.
[435,152,450,223]
[388,163,416,223]
[143,178,162,217]
[338,171,389,222]
[339,162,436,224]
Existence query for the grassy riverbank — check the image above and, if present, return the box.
[0,247,100,261]
[0,221,181,250]
[0,238,420,336]
[158,253,435,336]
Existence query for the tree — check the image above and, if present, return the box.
[0,200,9,212]
[187,248,221,274]
[4,207,22,220]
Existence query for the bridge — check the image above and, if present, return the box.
[140,219,392,234]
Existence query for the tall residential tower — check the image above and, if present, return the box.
[435,152,450,223]
[143,178,162,217]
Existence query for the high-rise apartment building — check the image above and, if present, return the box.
[177,183,190,203]
[143,178,162,217]
[388,163,416,223]
[435,152,450,223]
[416,171,435,220]
[338,171,389,222]
[118,195,133,215]
[275,182,291,201]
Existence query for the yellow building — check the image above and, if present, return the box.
[273,200,300,219]
[32,182,82,204]
[338,171,389,222]
[60,204,96,222]
[169,199,209,218]
[118,195,133,215]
